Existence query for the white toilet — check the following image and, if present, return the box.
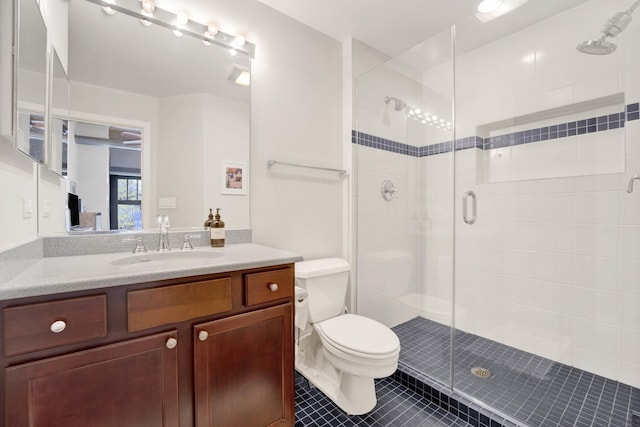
[294,258,400,415]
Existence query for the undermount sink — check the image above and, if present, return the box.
[111,250,221,266]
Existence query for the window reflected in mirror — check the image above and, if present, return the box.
[67,120,142,232]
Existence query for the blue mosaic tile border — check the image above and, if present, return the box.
[353,102,639,157]
[393,369,522,427]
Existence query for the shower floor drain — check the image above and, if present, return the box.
[470,367,491,378]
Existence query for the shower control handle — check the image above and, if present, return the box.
[462,190,477,225]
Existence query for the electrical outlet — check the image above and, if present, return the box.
[158,197,176,209]
[22,198,33,219]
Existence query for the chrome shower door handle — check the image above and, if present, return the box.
[462,190,477,225]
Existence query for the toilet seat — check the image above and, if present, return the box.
[314,314,400,359]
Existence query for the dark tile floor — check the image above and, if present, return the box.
[393,317,640,427]
[294,373,474,427]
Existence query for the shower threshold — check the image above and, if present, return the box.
[392,317,639,427]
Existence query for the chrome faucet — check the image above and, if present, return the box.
[157,215,171,251]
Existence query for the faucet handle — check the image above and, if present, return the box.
[181,234,194,250]
[132,237,147,254]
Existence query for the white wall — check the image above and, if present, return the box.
[202,94,250,229]
[0,140,38,251]
[156,94,205,228]
[248,1,343,258]
[76,144,110,230]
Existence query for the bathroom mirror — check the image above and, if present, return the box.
[49,48,70,177]
[39,0,251,233]
[15,0,47,163]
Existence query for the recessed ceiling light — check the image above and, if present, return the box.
[476,0,502,14]
[475,0,530,23]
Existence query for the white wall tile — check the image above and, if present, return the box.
[620,226,640,261]
[574,256,620,292]
[573,318,618,359]
[575,225,620,258]
[620,259,640,296]
[573,288,619,325]
[619,295,640,331]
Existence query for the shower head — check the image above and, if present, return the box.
[385,96,406,111]
[577,0,640,55]
[576,38,617,55]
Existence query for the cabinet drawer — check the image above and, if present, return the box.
[245,268,293,306]
[4,295,107,356]
[128,277,232,332]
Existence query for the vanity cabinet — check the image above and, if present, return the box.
[5,331,179,427]
[1,263,295,427]
[194,303,293,427]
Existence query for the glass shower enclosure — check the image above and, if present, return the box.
[354,0,639,425]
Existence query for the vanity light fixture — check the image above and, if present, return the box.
[88,0,256,57]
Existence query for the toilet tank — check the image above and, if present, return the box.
[295,258,350,323]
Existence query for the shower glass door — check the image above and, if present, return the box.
[354,28,456,389]
[452,0,638,425]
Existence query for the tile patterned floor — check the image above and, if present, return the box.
[295,373,474,427]
[393,317,640,427]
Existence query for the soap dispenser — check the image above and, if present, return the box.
[210,208,225,247]
[204,208,214,229]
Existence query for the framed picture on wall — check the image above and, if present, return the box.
[221,161,247,195]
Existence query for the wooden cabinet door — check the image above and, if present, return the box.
[5,331,179,427]
[194,303,294,427]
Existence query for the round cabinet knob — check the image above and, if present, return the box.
[198,330,209,341]
[50,320,66,333]
[166,337,178,349]
[269,283,279,292]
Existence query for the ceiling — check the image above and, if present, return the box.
[254,0,592,57]
[68,0,595,101]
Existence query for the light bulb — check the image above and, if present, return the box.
[432,115,438,121]
[233,35,246,47]
[476,0,502,13]
[176,12,188,27]
[415,108,421,114]
[173,29,183,37]
[141,0,154,13]
[206,24,219,37]
[102,0,116,15]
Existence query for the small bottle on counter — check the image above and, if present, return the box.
[210,208,225,247]
[204,208,214,229]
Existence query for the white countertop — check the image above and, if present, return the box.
[0,243,303,300]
